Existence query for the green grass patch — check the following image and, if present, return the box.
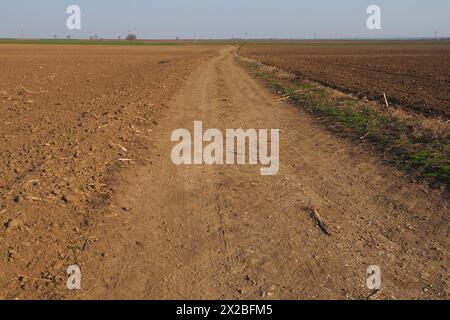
[241,59,450,186]
[0,39,181,46]
[405,151,450,180]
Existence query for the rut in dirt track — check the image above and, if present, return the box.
[83,47,448,299]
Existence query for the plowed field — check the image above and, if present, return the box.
[239,41,450,117]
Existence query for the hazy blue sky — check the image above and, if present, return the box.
[1,0,449,39]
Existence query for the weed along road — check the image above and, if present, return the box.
[73,47,447,300]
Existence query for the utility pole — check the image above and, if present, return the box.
[21,28,23,39]
[435,31,438,40]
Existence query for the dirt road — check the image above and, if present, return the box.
[79,47,448,299]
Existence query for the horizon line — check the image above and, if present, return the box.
[2,37,450,41]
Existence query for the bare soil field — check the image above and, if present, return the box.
[0,44,448,300]
[0,44,216,298]
[239,41,450,118]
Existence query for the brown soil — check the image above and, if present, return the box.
[239,41,450,118]
[0,45,448,300]
[0,44,216,298]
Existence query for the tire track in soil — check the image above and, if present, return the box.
[83,47,448,300]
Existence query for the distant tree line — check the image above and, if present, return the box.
[126,33,137,41]
[84,33,137,41]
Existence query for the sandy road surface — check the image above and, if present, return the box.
[81,47,448,299]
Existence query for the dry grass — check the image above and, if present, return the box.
[239,56,450,186]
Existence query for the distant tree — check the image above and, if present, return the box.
[126,33,137,41]
[118,36,121,40]
[89,36,94,40]
[67,35,71,39]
